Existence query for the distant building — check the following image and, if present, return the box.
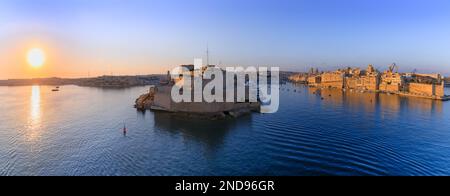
[380,70,405,93]
[345,65,380,91]
[307,75,321,86]
[288,74,308,84]
[181,64,195,72]
[406,73,445,97]
[290,64,447,100]
[320,71,345,88]
[159,71,172,85]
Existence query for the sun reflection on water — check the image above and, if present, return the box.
[27,85,42,142]
[30,86,41,121]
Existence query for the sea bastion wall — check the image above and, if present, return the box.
[408,83,435,97]
[320,72,344,88]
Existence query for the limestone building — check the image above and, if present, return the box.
[380,70,405,93]
[320,71,345,88]
[406,74,445,98]
[345,65,380,91]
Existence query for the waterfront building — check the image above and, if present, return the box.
[380,69,405,93]
[292,64,448,100]
[288,74,308,84]
[345,65,380,91]
[307,75,321,86]
[405,73,445,98]
[320,71,345,88]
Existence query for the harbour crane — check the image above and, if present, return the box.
[389,63,399,73]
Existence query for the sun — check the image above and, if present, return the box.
[27,48,46,68]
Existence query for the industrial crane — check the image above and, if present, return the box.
[389,63,399,73]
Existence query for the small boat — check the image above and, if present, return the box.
[52,88,59,92]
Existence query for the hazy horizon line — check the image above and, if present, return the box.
[1,65,449,81]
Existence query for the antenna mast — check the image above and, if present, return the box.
[206,44,209,66]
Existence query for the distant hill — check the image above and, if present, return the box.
[0,77,78,86]
[0,75,164,88]
[77,75,164,88]
[0,71,301,87]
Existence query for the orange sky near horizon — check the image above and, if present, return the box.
[0,37,175,80]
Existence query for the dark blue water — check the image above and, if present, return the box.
[0,85,449,176]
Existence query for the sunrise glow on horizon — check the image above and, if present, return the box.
[1,0,450,79]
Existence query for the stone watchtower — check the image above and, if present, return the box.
[435,75,445,97]
[367,64,375,74]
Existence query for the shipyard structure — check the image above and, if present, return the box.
[289,64,448,100]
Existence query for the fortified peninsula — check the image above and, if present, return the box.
[135,65,262,119]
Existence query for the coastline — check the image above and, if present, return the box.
[0,71,296,88]
[0,75,164,88]
[289,66,449,101]
[297,84,450,101]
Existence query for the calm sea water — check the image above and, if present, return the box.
[0,85,449,176]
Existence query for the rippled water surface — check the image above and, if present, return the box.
[0,85,449,176]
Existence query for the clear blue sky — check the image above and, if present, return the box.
[1,0,450,78]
